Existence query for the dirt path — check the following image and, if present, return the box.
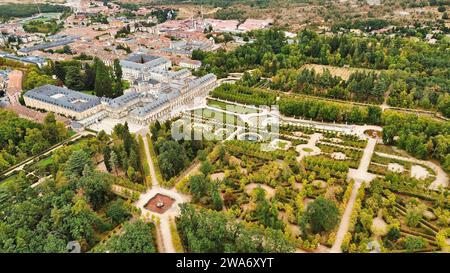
[137,133,183,253]
[331,138,377,253]
[330,182,361,253]
[142,134,159,189]
[159,217,175,253]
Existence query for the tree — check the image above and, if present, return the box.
[367,106,381,125]
[252,187,284,230]
[106,198,131,225]
[103,146,112,172]
[96,220,156,253]
[23,128,49,155]
[200,160,213,175]
[94,58,112,98]
[42,234,67,253]
[23,69,57,91]
[210,182,223,211]
[113,59,123,97]
[43,112,66,144]
[84,63,96,90]
[386,226,400,242]
[109,150,119,175]
[65,150,93,177]
[404,236,426,251]
[301,197,339,234]
[406,202,424,228]
[189,174,209,201]
[62,45,72,54]
[65,65,84,90]
[157,140,188,180]
[78,172,112,210]
[113,59,122,81]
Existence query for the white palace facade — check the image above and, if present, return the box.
[24,52,217,130]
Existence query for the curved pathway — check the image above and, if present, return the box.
[375,151,448,190]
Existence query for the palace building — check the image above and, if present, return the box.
[24,85,102,120]
[24,53,217,130]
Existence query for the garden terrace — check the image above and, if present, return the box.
[369,153,436,186]
[223,140,293,161]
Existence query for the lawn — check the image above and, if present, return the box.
[206,98,259,115]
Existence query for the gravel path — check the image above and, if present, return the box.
[136,133,189,253]
[331,138,377,253]
[142,134,160,189]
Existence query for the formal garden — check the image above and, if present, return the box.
[344,173,450,253]
[173,136,358,251]
[168,105,449,252]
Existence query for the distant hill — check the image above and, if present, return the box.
[0,0,65,3]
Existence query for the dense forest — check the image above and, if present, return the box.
[0,145,135,252]
[382,111,450,172]
[0,126,157,253]
[176,204,295,252]
[271,68,384,103]
[150,120,212,185]
[193,28,450,117]
[103,123,146,184]
[0,111,68,173]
